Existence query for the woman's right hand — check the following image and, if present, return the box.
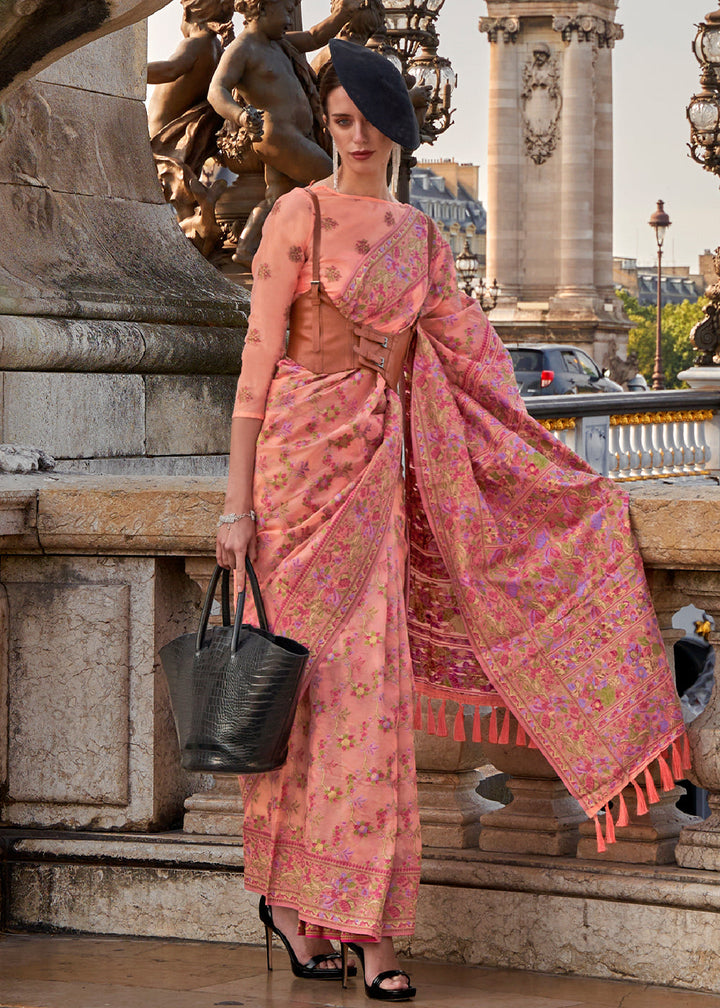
[216,517,258,571]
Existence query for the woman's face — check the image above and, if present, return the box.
[324,86,394,180]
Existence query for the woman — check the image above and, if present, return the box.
[216,39,687,1002]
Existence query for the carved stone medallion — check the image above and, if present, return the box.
[521,43,562,165]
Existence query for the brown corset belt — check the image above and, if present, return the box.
[287,285,414,390]
[285,188,425,391]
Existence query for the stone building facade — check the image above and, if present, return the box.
[410,160,487,267]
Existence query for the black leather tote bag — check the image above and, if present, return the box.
[159,559,309,773]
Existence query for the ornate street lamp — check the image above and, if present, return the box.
[380,0,456,202]
[407,26,457,143]
[455,239,479,295]
[649,200,671,391]
[687,5,720,365]
[455,239,499,312]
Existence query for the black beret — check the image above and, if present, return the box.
[328,39,420,151]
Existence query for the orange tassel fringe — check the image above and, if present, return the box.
[414,700,691,852]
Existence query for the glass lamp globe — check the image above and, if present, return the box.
[688,93,720,143]
[455,240,479,282]
[694,14,720,65]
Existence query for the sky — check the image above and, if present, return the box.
[147,0,720,271]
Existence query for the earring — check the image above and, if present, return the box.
[333,139,340,191]
[391,143,401,199]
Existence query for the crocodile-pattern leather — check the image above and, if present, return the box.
[160,564,309,774]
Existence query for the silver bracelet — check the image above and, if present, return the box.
[217,510,257,527]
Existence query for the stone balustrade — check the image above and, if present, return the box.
[528,389,720,481]
[2,472,720,992]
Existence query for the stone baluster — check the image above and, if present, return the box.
[480,16,522,302]
[414,701,500,848]
[477,711,586,855]
[576,765,694,864]
[182,558,245,837]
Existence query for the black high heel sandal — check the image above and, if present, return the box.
[259,896,356,981]
[342,941,417,1002]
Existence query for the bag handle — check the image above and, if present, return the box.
[196,559,271,653]
[195,564,231,652]
[231,555,270,653]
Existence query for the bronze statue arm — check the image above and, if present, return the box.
[286,0,363,54]
[147,37,205,85]
[208,45,248,125]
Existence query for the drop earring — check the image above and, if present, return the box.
[333,139,340,191]
[391,143,401,200]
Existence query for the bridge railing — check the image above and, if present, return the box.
[526,389,720,480]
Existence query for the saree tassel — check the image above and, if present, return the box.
[499,708,511,744]
[437,700,448,737]
[453,705,466,742]
[414,697,423,731]
[472,704,482,742]
[593,815,607,853]
[528,735,539,750]
[657,753,674,792]
[604,803,616,845]
[515,721,527,746]
[682,733,692,771]
[616,792,629,828]
[632,777,648,816]
[671,741,683,779]
[488,707,499,744]
[427,700,437,735]
[644,767,659,805]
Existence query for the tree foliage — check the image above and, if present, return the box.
[617,288,707,389]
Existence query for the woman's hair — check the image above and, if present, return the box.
[318,62,343,112]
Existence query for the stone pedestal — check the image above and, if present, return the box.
[477,713,586,855]
[677,366,720,392]
[184,775,245,837]
[0,25,247,475]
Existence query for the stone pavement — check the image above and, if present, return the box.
[1,934,720,1008]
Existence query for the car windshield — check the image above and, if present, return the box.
[510,349,544,372]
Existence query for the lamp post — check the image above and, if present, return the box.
[648,200,671,391]
[380,0,456,203]
[455,239,479,296]
[455,238,500,311]
[686,5,720,366]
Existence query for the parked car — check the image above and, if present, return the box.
[508,343,624,397]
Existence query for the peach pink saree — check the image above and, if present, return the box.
[234,186,687,939]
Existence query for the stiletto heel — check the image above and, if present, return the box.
[258,896,356,981]
[344,941,417,1002]
[341,942,350,989]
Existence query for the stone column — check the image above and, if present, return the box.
[553,17,597,300]
[182,558,245,837]
[480,16,522,302]
[594,25,620,298]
